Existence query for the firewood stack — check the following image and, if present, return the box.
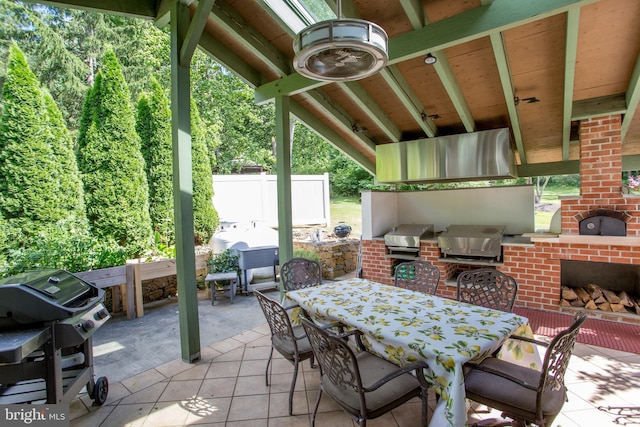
[561,284,640,314]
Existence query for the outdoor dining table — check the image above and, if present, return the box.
[284,278,540,427]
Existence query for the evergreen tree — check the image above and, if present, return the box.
[191,100,218,245]
[76,48,152,257]
[137,77,174,244]
[0,44,64,238]
[42,88,87,230]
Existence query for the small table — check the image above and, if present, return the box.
[205,272,238,305]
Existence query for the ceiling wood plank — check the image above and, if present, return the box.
[622,54,640,140]
[338,81,402,142]
[209,1,291,76]
[380,67,437,137]
[562,9,580,160]
[180,0,216,66]
[490,33,526,164]
[256,0,596,103]
[572,94,627,120]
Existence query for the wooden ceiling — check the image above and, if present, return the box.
[28,0,640,177]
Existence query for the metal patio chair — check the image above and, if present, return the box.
[280,257,322,291]
[254,290,314,416]
[464,312,588,427]
[300,316,430,427]
[394,260,440,295]
[457,268,518,312]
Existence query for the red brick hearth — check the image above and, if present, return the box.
[361,114,640,325]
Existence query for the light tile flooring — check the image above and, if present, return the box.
[70,322,640,427]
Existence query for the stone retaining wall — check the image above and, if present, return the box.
[293,239,359,279]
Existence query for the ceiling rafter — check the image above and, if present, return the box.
[490,32,526,164]
[622,53,640,140]
[256,0,597,103]
[180,0,216,66]
[562,8,580,160]
[399,0,424,29]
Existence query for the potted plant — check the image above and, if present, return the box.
[206,248,240,298]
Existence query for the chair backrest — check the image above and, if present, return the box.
[394,260,440,294]
[456,268,518,312]
[281,257,322,291]
[539,312,587,394]
[254,290,297,350]
[300,317,365,409]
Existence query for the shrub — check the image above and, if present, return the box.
[0,217,127,277]
[207,248,239,274]
[293,248,320,262]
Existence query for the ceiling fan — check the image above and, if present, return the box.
[292,1,388,82]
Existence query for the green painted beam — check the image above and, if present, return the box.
[23,0,158,18]
[431,51,475,133]
[379,67,437,137]
[517,160,579,177]
[338,81,401,142]
[517,155,640,177]
[256,0,595,102]
[562,9,580,160]
[197,32,263,88]
[399,0,424,29]
[490,33,526,164]
[622,54,640,140]
[210,1,291,76]
[154,0,173,28]
[170,1,200,363]
[572,94,627,120]
[290,101,376,174]
[390,0,596,64]
[180,0,215,66]
[303,91,376,155]
[275,96,294,278]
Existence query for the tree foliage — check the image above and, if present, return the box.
[0,43,79,240]
[191,100,218,245]
[77,48,152,257]
[137,76,174,244]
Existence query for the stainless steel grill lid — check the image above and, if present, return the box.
[438,225,506,258]
[384,224,434,248]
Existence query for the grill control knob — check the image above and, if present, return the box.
[94,309,109,320]
[81,320,95,332]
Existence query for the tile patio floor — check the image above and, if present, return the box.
[69,289,640,426]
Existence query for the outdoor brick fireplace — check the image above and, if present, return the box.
[361,114,640,325]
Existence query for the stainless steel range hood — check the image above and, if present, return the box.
[376,128,515,183]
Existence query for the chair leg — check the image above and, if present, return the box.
[265,346,274,386]
[311,388,323,427]
[309,354,315,368]
[288,358,299,415]
[421,387,429,426]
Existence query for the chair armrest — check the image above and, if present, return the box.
[283,303,300,311]
[505,334,549,348]
[469,361,538,391]
[363,360,430,392]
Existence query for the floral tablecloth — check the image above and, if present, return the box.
[285,278,539,427]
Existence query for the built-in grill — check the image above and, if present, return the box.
[384,224,434,259]
[0,269,110,405]
[438,224,506,262]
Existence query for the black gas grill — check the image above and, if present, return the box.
[0,269,110,405]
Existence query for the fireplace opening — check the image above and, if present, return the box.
[560,260,640,314]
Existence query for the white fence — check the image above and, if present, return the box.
[212,173,330,227]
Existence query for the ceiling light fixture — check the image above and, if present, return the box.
[292,0,388,82]
[424,53,437,65]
